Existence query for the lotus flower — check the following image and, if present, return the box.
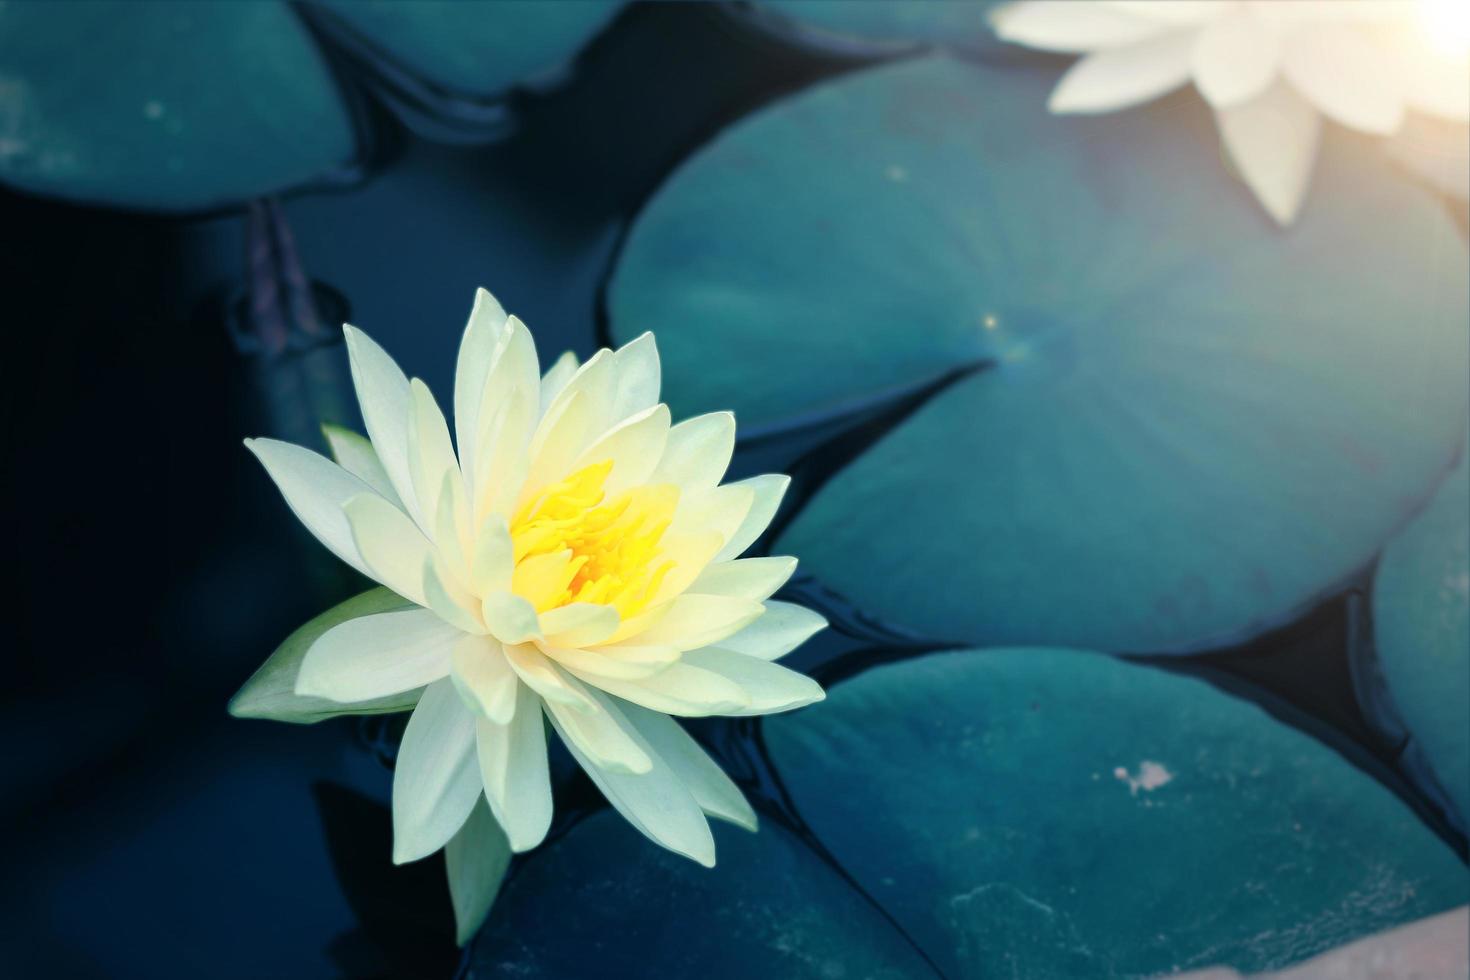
[992,0,1470,223]
[238,289,826,940]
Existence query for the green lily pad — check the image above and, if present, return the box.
[607,56,1469,652]
[749,1,1003,55]
[1373,444,1470,827]
[0,1,357,212]
[764,648,1467,978]
[467,810,935,978]
[314,0,624,97]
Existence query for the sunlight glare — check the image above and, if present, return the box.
[1417,0,1470,57]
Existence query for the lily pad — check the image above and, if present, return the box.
[747,1,1003,56]
[467,809,935,978]
[764,648,1468,978]
[313,0,623,98]
[1372,444,1470,828]
[0,1,357,212]
[607,55,1470,652]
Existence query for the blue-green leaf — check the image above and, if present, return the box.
[1372,442,1470,827]
[764,648,1468,978]
[607,55,1469,653]
[749,0,1004,56]
[0,1,357,212]
[468,810,936,977]
[314,0,624,97]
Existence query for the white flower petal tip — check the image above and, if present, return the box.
[720,601,828,662]
[1046,34,1195,116]
[1217,83,1322,226]
[392,679,481,865]
[1192,9,1281,110]
[477,683,553,853]
[990,1,1173,54]
[481,592,544,645]
[995,0,1465,220]
[242,288,828,870]
[244,437,380,580]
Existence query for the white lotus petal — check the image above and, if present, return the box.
[481,592,543,645]
[503,642,595,711]
[620,703,757,831]
[691,556,798,601]
[245,438,374,579]
[477,316,541,433]
[453,287,510,475]
[520,391,594,505]
[991,1,1177,53]
[476,683,553,852]
[408,378,460,538]
[587,643,683,667]
[615,593,765,650]
[1217,81,1322,226]
[650,412,735,492]
[321,424,401,507]
[539,350,580,416]
[569,643,684,680]
[607,332,661,424]
[392,678,481,864]
[1192,7,1281,109]
[1259,1,1402,27]
[344,493,433,605]
[575,660,750,717]
[1048,31,1195,115]
[714,474,790,562]
[295,607,457,702]
[718,600,827,661]
[468,315,539,476]
[470,517,514,596]
[539,642,671,681]
[451,634,518,723]
[424,559,485,635]
[669,482,755,546]
[540,603,620,648]
[683,648,826,716]
[1105,1,1230,24]
[1281,25,1404,134]
[344,325,424,527]
[1394,39,1470,122]
[538,348,614,448]
[576,403,671,496]
[545,691,715,866]
[444,799,511,946]
[542,672,653,774]
[464,316,538,517]
[646,531,724,608]
[471,385,534,526]
[431,470,472,589]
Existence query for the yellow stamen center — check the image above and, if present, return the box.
[509,460,678,616]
